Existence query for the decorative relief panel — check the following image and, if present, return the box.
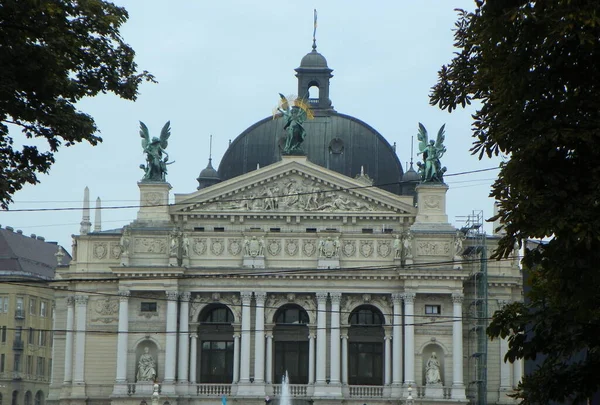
[228,239,242,256]
[416,241,451,256]
[90,298,118,323]
[360,240,374,257]
[110,242,122,259]
[285,239,299,256]
[192,238,207,256]
[377,240,392,258]
[303,240,316,257]
[134,238,167,254]
[210,238,224,256]
[342,240,356,257]
[267,239,281,256]
[143,192,162,206]
[202,174,385,213]
[423,195,441,210]
[93,242,108,259]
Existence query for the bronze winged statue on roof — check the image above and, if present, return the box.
[139,121,173,182]
[416,123,447,183]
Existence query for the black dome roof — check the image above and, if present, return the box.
[299,50,329,69]
[217,112,404,195]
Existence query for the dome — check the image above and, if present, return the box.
[299,50,329,69]
[217,112,404,195]
[402,163,420,182]
[197,158,221,190]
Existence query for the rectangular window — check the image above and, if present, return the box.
[305,228,317,233]
[29,298,37,315]
[383,228,394,234]
[425,305,441,315]
[15,326,22,341]
[0,353,4,372]
[16,297,24,319]
[28,328,34,345]
[26,355,33,374]
[361,228,374,234]
[38,330,46,346]
[1,296,7,313]
[37,357,45,377]
[1,326,6,342]
[213,227,225,232]
[194,227,205,232]
[48,359,52,378]
[0,296,4,313]
[13,353,21,372]
[40,301,47,317]
[269,227,281,232]
[140,302,157,312]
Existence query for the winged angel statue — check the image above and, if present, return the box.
[276,93,313,155]
[139,121,173,182]
[416,123,447,183]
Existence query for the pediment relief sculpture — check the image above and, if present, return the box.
[199,175,389,213]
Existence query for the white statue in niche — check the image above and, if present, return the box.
[137,346,157,382]
[393,235,402,258]
[425,352,442,385]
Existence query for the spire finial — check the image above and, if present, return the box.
[312,9,318,51]
[410,135,414,167]
[209,134,213,164]
[80,186,91,235]
[94,197,102,232]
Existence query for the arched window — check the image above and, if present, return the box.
[348,305,385,386]
[24,391,32,405]
[198,304,234,384]
[273,304,309,384]
[34,391,44,405]
[0,392,3,405]
[11,391,18,405]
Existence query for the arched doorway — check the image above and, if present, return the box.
[24,391,32,405]
[197,304,235,383]
[273,304,309,384]
[11,391,18,405]
[34,391,44,405]
[348,305,385,385]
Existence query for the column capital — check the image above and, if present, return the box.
[402,292,416,303]
[316,292,328,303]
[240,291,253,303]
[254,291,267,304]
[165,291,179,300]
[497,299,510,308]
[66,296,75,307]
[180,292,191,302]
[391,293,403,304]
[74,295,88,305]
[265,332,273,339]
[190,333,198,339]
[233,332,241,339]
[452,293,465,304]
[330,292,342,305]
[340,333,349,340]
[118,290,130,301]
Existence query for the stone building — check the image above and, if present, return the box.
[0,226,70,405]
[48,44,522,405]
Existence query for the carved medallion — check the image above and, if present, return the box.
[228,239,242,256]
[424,195,441,209]
[342,240,356,257]
[95,298,118,316]
[192,238,207,255]
[360,240,374,257]
[303,240,316,257]
[210,238,224,256]
[285,239,299,256]
[267,239,281,256]
[110,243,122,259]
[93,242,108,259]
[144,192,162,206]
[377,241,391,258]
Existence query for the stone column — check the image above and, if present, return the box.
[265,332,273,384]
[308,331,316,384]
[329,292,341,385]
[254,292,266,383]
[391,293,403,387]
[50,303,57,385]
[233,332,241,383]
[315,292,328,385]
[164,291,179,384]
[63,297,74,384]
[178,292,191,383]
[341,331,348,385]
[451,293,467,400]
[240,291,252,383]
[73,295,88,383]
[190,333,198,383]
[513,357,523,388]
[402,292,416,386]
[384,331,392,385]
[114,291,130,394]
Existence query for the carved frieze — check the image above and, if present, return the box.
[285,239,299,256]
[360,240,374,257]
[134,238,167,254]
[416,241,451,256]
[210,238,224,256]
[192,238,207,256]
[90,298,118,324]
[203,174,383,213]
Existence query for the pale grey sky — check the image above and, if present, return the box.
[3,1,500,249]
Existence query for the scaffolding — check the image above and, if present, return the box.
[459,210,488,405]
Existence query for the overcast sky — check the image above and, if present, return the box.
[3,0,501,250]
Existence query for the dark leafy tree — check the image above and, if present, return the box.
[431,1,600,403]
[0,0,155,208]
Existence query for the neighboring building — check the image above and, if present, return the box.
[48,43,523,405]
[0,226,70,405]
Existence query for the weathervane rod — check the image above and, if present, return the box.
[312,9,318,51]
[209,134,213,162]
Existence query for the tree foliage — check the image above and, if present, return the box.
[0,0,155,208]
[431,1,600,403]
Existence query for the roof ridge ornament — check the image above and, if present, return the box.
[312,9,318,51]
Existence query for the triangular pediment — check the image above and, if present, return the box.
[172,156,416,216]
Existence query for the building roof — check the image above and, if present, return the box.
[0,226,71,279]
